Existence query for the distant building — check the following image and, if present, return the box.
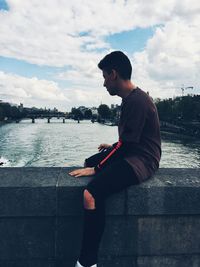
[18,103,23,112]
[91,107,98,116]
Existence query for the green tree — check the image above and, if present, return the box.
[70,108,83,120]
[155,95,200,123]
[156,99,173,121]
[0,105,4,121]
[2,103,11,118]
[10,106,21,119]
[98,104,111,119]
[84,109,92,119]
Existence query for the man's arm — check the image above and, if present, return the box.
[69,167,95,178]
[94,139,123,173]
[69,140,123,177]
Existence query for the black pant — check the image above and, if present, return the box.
[79,149,139,267]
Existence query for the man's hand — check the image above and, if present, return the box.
[69,167,95,178]
[98,143,112,152]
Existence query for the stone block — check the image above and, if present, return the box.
[137,215,200,255]
[55,259,77,267]
[56,217,83,258]
[137,255,200,267]
[99,216,138,256]
[0,167,58,217]
[0,218,55,260]
[0,260,55,267]
[99,256,137,267]
[0,187,56,217]
[57,186,84,216]
[0,167,60,187]
[127,168,200,215]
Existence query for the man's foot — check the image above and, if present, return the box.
[75,261,97,267]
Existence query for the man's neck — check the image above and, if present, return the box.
[117,81,137,99]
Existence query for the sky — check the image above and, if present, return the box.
[0,0,199,111]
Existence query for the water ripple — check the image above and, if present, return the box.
[0,119,199,168]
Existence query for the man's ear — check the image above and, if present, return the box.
[111,69,118,80]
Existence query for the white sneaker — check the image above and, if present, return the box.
[75,261,97,267]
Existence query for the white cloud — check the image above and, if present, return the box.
[132,18,200,98]
[0,71,70,109]
[0,0,110,67]
[0,71,120,111]
[0,0,200,108]
[1,0,199,67]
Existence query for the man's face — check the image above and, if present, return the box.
[102,70,118,96]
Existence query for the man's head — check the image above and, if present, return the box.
[98,51,132,96]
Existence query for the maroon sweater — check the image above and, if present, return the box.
[95,87,161,183]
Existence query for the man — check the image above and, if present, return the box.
[69,51,161,267]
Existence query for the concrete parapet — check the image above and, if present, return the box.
[0,167,199,267]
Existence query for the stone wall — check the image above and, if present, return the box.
[0,167,199,267]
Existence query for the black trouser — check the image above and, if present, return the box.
[79,149,139,267]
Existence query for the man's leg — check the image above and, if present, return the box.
[77,159,139,267]
[78,190,105,267]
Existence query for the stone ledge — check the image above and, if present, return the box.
[0,167,199,266]
[0,168,199,216]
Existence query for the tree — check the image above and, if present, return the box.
[0,105,4,121]
[1,103,11,119]
[70,108,84,120]
[84,109,92,119]
[98,104,111,119]
[10,106,21,119]
[155,95,200,123]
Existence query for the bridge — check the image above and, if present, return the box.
[15,113,96,124]
[16,113,69,123]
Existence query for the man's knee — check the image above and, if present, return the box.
[83,189,95,209]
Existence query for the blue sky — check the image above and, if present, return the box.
[106,27,155,53]
[0,27,154,88]
[0,56,66,84]
[0,0,8,11]
[0,0,199,111]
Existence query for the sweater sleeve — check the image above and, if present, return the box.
[94,139,123,173]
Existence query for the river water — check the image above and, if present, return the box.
[0,119,199,168]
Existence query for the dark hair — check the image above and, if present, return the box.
[98,51,132,80]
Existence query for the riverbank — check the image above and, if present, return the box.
[97,119,200,140]
[161,130,200,143]
[160,121,200,139]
